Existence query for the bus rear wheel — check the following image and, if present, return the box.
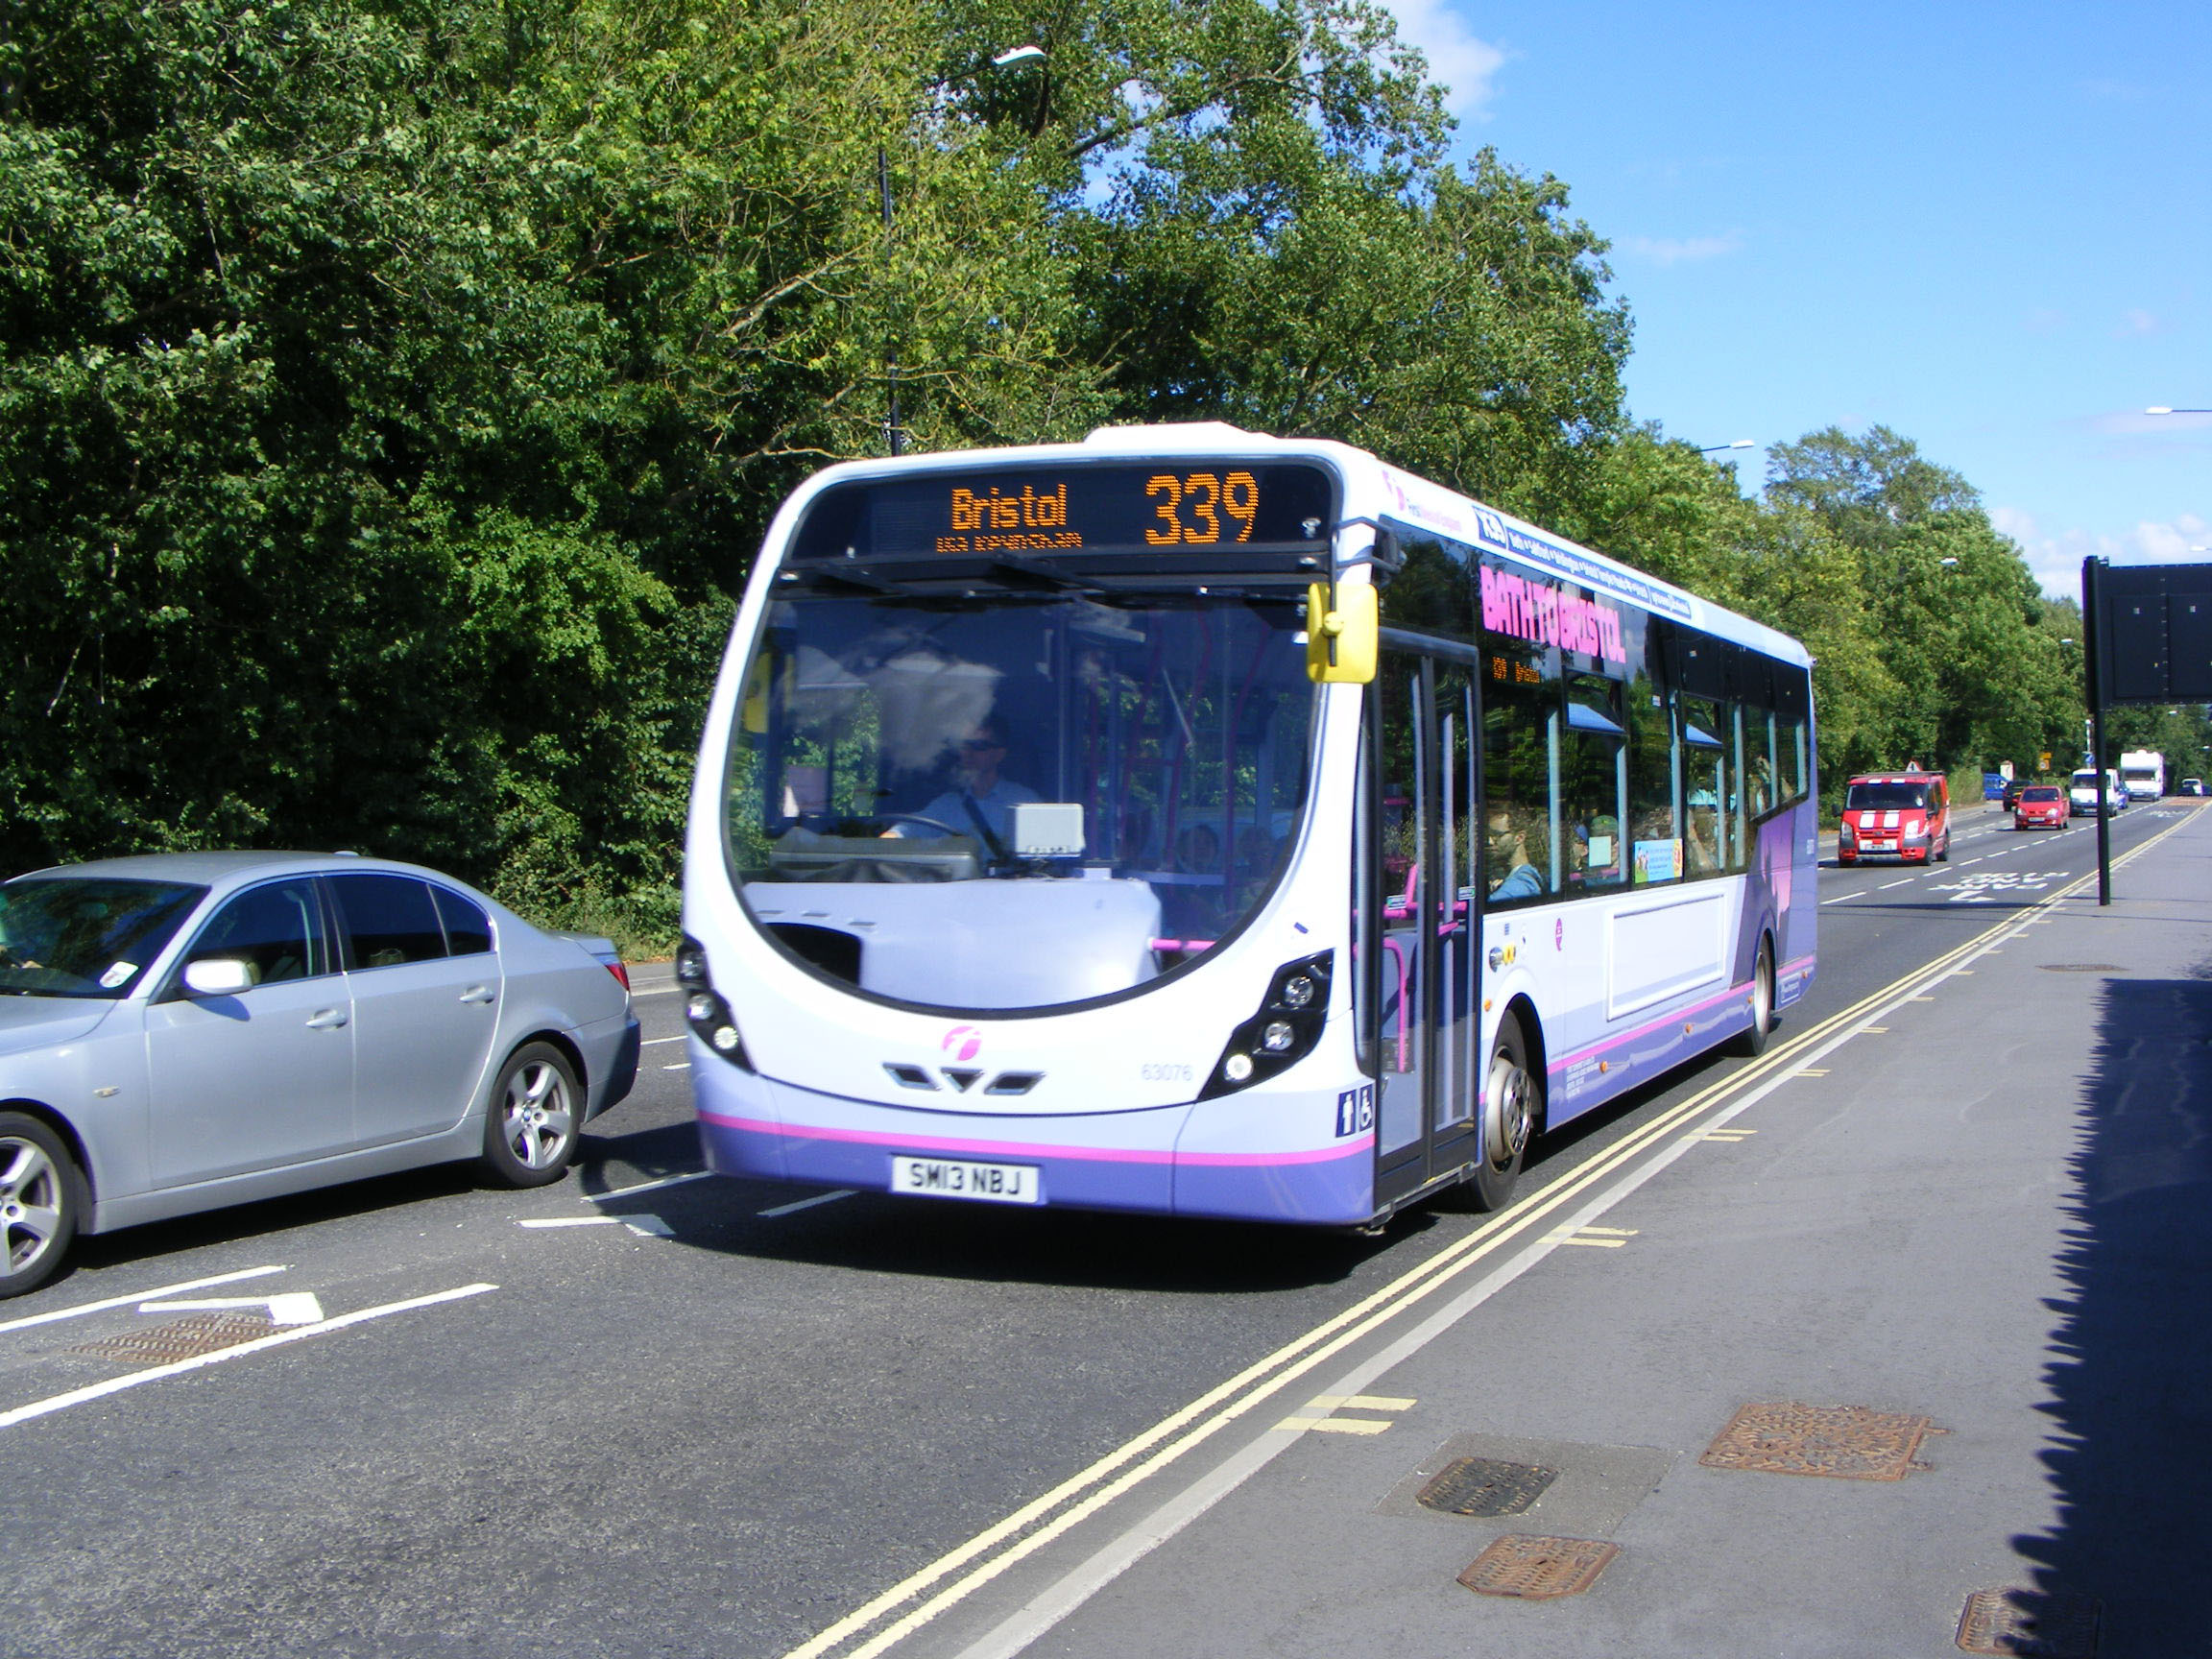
[1732,935,1776,1057]
[1461,1015,1538,1213]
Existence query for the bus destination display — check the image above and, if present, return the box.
[791,462,1335,563]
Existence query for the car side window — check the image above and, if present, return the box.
[431,886,493,956]
[185,881,327,987]
[330,874,448,971]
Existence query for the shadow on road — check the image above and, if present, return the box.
[2010,969,2212,1649]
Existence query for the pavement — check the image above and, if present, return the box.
[988,803,2212,1658]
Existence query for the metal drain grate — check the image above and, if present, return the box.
[1957,1587,2101,1656]
[2037,964,2125,974]
[1456,1534,1617,1599]
[69,1311,277,1366]
[1417,1457,1558,1517]
[1699,1401,1936,1480]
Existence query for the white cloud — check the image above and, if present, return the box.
[1381,0,1507,119]
[1623,231,1745,266]
[2116,307,2161,336]
[1994,506,2212,598]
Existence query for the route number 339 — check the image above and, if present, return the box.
[1146,471,1261,544]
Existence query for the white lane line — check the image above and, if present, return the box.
[643,1035,688,1046]
[519,1216,623,1229]
[0,1283,496,1431]
[663,1062,692,1071]
[760,1189,857,1218]
[141,1293,325,1326]
[588,1170,713,1203]
[624,1215,674,1238]
[1820,890,1863,905]
[0,1265,288,1337]
[631,985,680,997]
[1879,878,1914,889]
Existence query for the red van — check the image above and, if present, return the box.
[1839,771,1950,864]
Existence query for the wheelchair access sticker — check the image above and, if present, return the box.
[1335,1083,1376,1138]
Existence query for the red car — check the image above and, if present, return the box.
[2012,782,2065,830]
[1839,770,1951,864]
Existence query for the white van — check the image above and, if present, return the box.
[2069,768,2125,817]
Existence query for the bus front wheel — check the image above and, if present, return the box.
[1465,1015,1538,1212]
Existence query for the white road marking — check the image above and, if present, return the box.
[760,1189,857,1217]
[662,1062,692,1071]
[643,1035,688,1046]
[588,1169,713,1202]
[624,1215,674,1238]
[631,985,680,997]
[519,1215,623,1229]
[1879,878,1914,889]
[1820,891,1863,905]
[0,1266,288,1337]
[140,1293,325,1326]
[1305,1394,1415,1411]
[0,1284,497,1431]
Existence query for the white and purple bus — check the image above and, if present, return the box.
[678,425,1817,1225]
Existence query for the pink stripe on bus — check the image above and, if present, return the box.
[699,1111,1371,1167]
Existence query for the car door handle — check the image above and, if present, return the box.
[458,985,496,1004]
[305,1008,349,1030]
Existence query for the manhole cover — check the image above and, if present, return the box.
[1417,1457,1558,1517]
[1957,1587,2101,1656]
[1456,1534,1617,1599]
[69,1311,277,1366]
[1699,1402,1936,1480]
[2037,964,2124,974]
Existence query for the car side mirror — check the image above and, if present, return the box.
[182,958,255,997]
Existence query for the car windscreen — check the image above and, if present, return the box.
[0,878,206,998]
[1845,781,1929,810]
[2020,787,2060,802]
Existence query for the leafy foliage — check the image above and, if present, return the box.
[0,0,2123,943]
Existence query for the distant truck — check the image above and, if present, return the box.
[2119,750,2165,803]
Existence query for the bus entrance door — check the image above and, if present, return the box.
[1370,646,1483,1210]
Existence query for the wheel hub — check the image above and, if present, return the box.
[1486,1057,1532,1169]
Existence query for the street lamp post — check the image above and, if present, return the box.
[1696,440,1756,454]
[879,46,1047,456]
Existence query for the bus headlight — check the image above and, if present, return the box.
[1200,951,1333,1099]
[677,933,754,1071]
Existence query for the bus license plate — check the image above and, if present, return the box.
[890,1155,1042,1206]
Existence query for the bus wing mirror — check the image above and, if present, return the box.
[1306,582,1378,685]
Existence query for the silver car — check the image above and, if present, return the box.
[0,852,640,1297]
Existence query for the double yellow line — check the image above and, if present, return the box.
[784,810,2195,1659]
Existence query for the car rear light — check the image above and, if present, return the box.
[606,960,631,992]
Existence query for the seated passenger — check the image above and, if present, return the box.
[1485,805,1545,902]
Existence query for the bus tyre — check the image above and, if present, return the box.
[0,1112,81,1300]
[1463,1016,1538,1213]
[1733,936,1776,1058]
[482,1043,582,1189]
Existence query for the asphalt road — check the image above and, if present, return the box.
[0,800,2181,1659]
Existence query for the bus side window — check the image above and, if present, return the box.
[1481,646,1555,905]
[1679,695,1727,878]
[1626,675,1677,884]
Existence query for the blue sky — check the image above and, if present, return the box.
[1383,1,2211,596]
